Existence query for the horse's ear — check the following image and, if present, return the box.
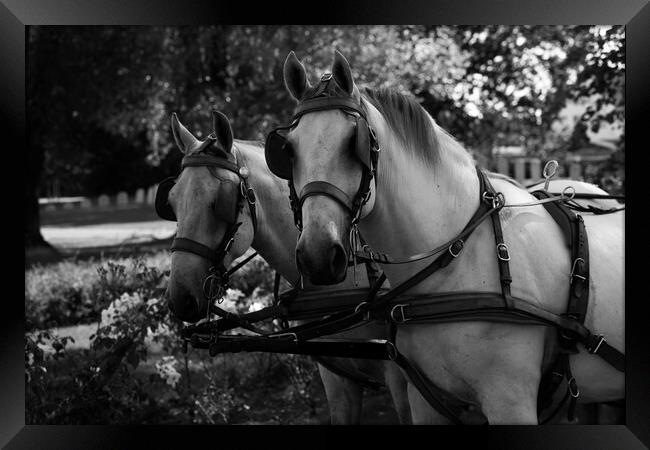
[332,50,355,96]
[171,112,199,154]
[212,110,233,152]
[283,51,310,101]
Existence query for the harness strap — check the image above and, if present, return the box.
[292,97,367,121]
[546,192,625,201]
[200,335,394,360]
[563,354,579,422]
[353,168,495,265]
[539,353,572,424]
[226,251,258,277]
[181,153,240,173]
[171,237,218,263]
[313,356,384,390]
[532,190,590,326]
[564,203,625,215]
[482,175,515,309]
[299,181,354,214]
[386,342,486,425]
[370,289,624,371]
[273,272,282,305]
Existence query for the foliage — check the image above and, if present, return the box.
[28,25,624,197]
[25,252,328,424]
[25,252,170,330]
[25,251,175,423]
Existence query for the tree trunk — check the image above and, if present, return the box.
[25,27,59,263]
[25,146,47,248]
[25,142,60,264]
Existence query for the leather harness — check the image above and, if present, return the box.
[183,162,624,424]
[174,79,625,424]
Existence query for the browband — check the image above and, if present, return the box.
[292,97,367,122]
[182,154,241,174]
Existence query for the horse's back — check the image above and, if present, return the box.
[527,178,622,210]
[538,179,625,402]
[495,177,625,402]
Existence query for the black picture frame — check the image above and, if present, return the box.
[6,0,648,448]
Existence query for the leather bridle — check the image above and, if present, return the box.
[166,138,258,312]
[265,74,380,238]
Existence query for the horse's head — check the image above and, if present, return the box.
[159,110,256,322]
[265,51,377,285]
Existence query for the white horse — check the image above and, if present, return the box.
[278,50,624,425]
[164,110,410,424]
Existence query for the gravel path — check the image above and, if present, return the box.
[41,220,176,249]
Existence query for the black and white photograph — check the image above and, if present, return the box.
[6,1,648,446]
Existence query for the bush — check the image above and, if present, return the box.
[25,252,170,330]
[25,251,327,424]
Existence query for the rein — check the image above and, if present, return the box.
[182,85,626,423]
[181,160,625,424]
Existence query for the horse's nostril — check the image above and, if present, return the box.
[329,243,347,278]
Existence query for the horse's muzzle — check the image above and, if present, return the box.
[296,238,348,285]
[166,287,206,323]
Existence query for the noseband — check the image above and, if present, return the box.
[162,137,258,309]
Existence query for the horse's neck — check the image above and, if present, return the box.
[360,110,480,287]
[234,142,301,285]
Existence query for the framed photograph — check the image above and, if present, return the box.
[7,0,648,448]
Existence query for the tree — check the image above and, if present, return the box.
[26,25,625,250]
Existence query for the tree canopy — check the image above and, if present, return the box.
[27,25,624,196]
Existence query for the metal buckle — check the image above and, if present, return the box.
[496,243,511,261]
[568,377,580,398]
[570,258,586,282]
[321,72,333,81]
[224,236,235,255]
[361,244,374,261]
[448,239,464,258]
[240,181,256,205]
[389,304,409,324]
[482,191,494,205]
[354,302,370,320]
[270,332,298,342]
[561,186,576,201]
[482,191,505,209]
[589,335,606,354]
[203,272,226,304]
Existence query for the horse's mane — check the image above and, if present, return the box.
[361,87,441,166]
